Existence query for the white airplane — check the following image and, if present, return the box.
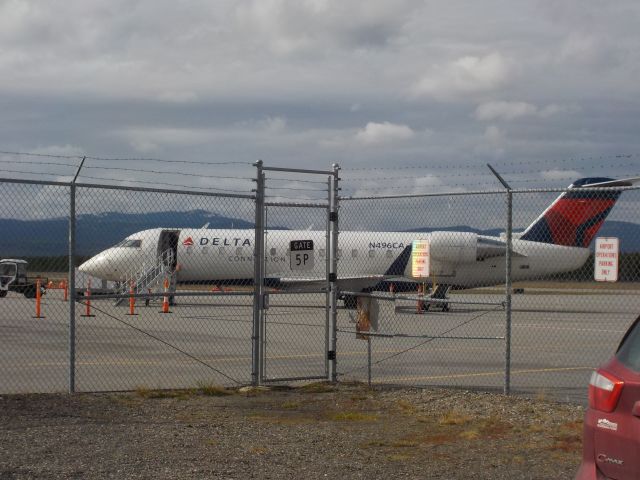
[79,177,637,307]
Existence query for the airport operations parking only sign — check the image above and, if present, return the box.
[290,240,314,271]
[594,237,619,282]
[411,239,430,278]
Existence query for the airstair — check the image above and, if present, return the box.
[115,248,177,306]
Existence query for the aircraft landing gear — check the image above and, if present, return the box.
[429,284,451,312]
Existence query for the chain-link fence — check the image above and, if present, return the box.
[338,182,640,402]
[1,170,639,402]
[0,178,258,393]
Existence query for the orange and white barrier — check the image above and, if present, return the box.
[82,279,95,317]
[127,282,138,316]
[34,278,44,318]
[161,278,171,314]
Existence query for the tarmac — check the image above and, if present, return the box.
[1,286,639,403]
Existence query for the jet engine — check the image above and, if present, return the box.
[428,231,478,264]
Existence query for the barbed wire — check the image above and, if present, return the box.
[266,176,328,185]
[340,181,503,192]
[343,154,638,173]
[0,150,251,166]
[84,165,251,181]
[0,168,72,179]
[0,150,84,160]
[0,159,78,169]
[342,162,640,182]
[265,186,328,192]
[85,155,250,166]
[264,194,328,202]
[77,174,252,194]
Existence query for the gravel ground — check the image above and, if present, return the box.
[0,384,584,479]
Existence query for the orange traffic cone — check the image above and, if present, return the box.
[160,278,171,314]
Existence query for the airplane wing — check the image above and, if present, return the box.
[278,275,386,291]
[276,245,414,292]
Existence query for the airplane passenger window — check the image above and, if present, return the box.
[270,248,277,256]
[337,249,342,259]
[352,249,358,258]
[519,265,530,269]
[368,250,375,258]
[319,249,325,257]
[236,247,243,255]
[202,247,209,254]
[386,250,393,258]
[219,247,226,255]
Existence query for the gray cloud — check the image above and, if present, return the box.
[0,0,638,209]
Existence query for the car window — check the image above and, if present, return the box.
[0,264,16,276]
[616,315,640,371]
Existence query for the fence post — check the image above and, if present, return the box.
[504,189,513,395]
[487,164,513,395]
[252,160,266,386]
[68,157,84,393]
[328,163,340,382]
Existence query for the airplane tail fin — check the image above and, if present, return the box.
[519,177,637,247]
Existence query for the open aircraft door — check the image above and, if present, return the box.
[158,230,180,271]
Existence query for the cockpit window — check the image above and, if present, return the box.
[114,239,142,248]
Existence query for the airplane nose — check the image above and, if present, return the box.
[78,254,109,278]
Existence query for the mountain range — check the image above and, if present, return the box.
[1,210,639,257]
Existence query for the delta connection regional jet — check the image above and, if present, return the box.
[79,177,638,307]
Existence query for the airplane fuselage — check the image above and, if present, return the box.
[79,228,591,288]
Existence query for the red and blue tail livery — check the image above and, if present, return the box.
[520,177,632,248]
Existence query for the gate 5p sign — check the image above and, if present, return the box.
[290,240,314,271]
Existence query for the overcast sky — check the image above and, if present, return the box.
[0,0,639,204]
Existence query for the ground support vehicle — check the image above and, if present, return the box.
[0,259,47,299]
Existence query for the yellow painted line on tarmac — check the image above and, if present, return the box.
[369,366,594,383]
[12,347,424,368]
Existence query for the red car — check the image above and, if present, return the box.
[576,314,640,479]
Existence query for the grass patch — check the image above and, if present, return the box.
[479,416,513,437]
[396,399,416,414]
[330,411,378,422]
[459,429,481,441]
[282,401,301,410]
[298,382,336,393]
[390,439,419,448]
[528,423,545,433]
[195,383,233,397]
[439,410,472,426]
[420,433,457,445]
[362,440,388,448]
[548,421,583,453]
[134,387,189,400]
[386,453,412,462]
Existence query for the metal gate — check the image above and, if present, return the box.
[252,162,339,384]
